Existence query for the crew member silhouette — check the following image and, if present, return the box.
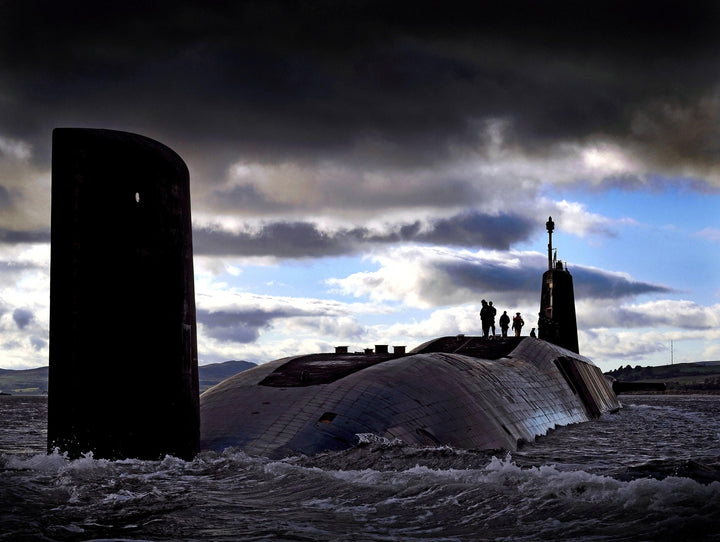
[512,312,524,337]
[499,311,510,337]
[488,301,497,336]
[479,300,492,338]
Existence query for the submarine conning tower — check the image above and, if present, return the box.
[48,128,199,460]
[538,216,579,354]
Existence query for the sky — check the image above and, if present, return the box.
[1,1,720,372]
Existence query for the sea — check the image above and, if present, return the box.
[1,394,719,542]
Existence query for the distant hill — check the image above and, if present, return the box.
[0,360,256,395]
[199,360,256,392]
[0,366,49,395]
[605,361,720,394]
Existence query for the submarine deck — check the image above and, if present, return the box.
[259,336,524,387]
[200,336,619,457]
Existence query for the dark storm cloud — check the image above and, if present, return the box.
[413,213,535,249]
[437,260,671,302]
[12,308,34,329]
[193,211,534,257]
[440,261,540,296]
[571,267,673,299]
[2,1,718,172]
[197,307,312,343]
[0,228,51,245]
[570,174,720,194]
[207,184,291,214]
[194,222,356,258]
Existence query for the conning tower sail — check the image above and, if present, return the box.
[538,216,579,353]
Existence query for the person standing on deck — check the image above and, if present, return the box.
[479,300,492,338]
[499,311,510,337]
[512,312,524,337]
[489,301,497,337]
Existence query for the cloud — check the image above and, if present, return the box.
[0,1,717,369]
[30,336,47,351]
[0,134,50,232]
[571,267,672,299]
[0,186,12,210]
[197,307,311,343]
[0,136,32,161]
[194,286,380,348]
[12,308,33,329]
[194,222,356,259]
[0,259,44,274]
[327,246,670,308]
[0,228,51,245]
[193,211,536,258]
[696,227,720,243]
[579,299,720,330]
[579,329,670,365]
[2,1,719,184]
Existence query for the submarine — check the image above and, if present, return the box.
[48,128,624,461]
[199,218,621,458]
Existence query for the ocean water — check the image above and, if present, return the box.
[1,395,719,541]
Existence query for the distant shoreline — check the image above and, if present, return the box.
[0,360,256,396]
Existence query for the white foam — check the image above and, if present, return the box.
[355,433,405,446]
[6,448,70,472]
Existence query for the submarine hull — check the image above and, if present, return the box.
[200,337,619,458]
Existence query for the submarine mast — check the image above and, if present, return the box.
[538,216,579,353]
[48,128,200,460]
[547,216,554,271]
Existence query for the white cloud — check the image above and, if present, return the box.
[0,243,50,369]
[696,227,720,243]
[580,143,637,174]
[552,200,620,237]
[577,299,720,330]
[0,135,32,161]
[327,246,542,309]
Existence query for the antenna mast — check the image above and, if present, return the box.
[546,216,555,270]
[671,340,674,365]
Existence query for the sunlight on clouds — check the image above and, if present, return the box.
[327,261,422,305]
[209,125,668,228]
[381,306,483,340]
[581,143,636,174]
[326,246,542,309]
[552,200,620,237]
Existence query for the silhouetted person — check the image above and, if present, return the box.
[512,312,524,337]
[479,300,492,338]
[530,327,536,338]
[489,301,497,336]
[499,311,510,337]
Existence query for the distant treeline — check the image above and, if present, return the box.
[605,361,720,394]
